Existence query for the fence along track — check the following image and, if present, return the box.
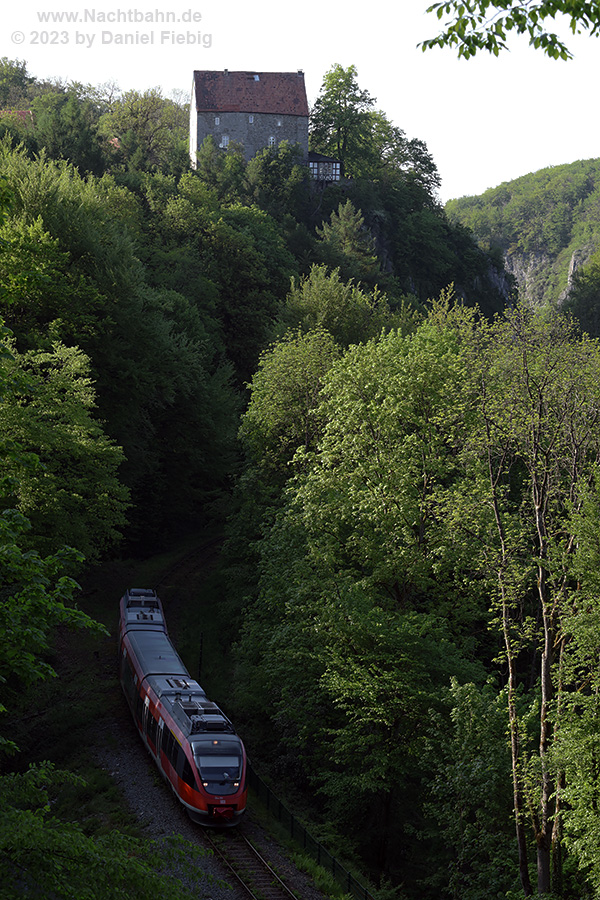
[204,831,301,900]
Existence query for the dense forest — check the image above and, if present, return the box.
[446,158,600,320]
[2,54,600,899]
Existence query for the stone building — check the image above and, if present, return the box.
[189,69,309,164]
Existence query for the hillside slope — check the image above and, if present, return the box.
[445,158,600,307]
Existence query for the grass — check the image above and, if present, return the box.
[245,789,349,900]
[50,755,142,835]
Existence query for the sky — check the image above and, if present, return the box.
[2,0,599,203]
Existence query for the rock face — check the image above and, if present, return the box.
[485,259,515,301]
[503,250,556,307]
[559,245,597,304]
[444,159,600,310]
[503,242,598,308]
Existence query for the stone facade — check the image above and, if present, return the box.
[190,70,309,164]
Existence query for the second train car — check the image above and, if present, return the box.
[118,587,247,825]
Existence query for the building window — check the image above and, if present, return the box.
[215,116,220,125]
[276,118,282,127]
[268,136,276,147]
[309,160,341,182]
[249,115,254,124]
[220,135,229,148]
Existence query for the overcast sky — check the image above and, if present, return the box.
[3,0,598,202]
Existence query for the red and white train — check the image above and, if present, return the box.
[118,587,247,826]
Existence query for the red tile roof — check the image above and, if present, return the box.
[192,70,309,117]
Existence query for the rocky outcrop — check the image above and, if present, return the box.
[502,243,598,308]
[503,249,556,307]
[558,244,597,305]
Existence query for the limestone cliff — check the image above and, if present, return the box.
[445,157,600,309]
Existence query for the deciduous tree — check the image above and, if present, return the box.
[309,64,375,177]
[30,89,105,174]
[0,339,129,562]
[280,264,393,347]
[421,0,600,59]
[240,326,340,474]
[440,302,600,895]
[98,88,189,174]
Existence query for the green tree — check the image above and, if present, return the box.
[356,109,441,192]
[0,316,213,900]
[0,766,208,900]
[31,90,104,174]
[240,327,340,476]
[439,302,600,896]
[98,88,189,174]
[234,310,485,880]
[200,202,297,383]
[0,340,129,562]
[421,0,600,58]
[226,327,340,630]
[563,251,600,337]
[194,135,247,202]
[245,140,311,221]
[315,601,476,872]
[0,146,241,540]
[310,64,441,191]
[0,214,105,349]
[0,57,34,107]
[280,264,395,347]
[315,200,379,284]
[235,296,600,894]
[309,64,375,177]
[0,320,101,745]
[287,309,475,614]
[424,679,519,900]
[553,479,600,895]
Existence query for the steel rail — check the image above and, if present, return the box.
[204,831,302,900]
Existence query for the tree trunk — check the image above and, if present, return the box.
[552,771,565,897]
[536,614,553,895]
[504,586,534,897]
[534,492,556,896]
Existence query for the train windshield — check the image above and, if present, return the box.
[192,739,242,784]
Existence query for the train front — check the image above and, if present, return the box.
[188,733,247,825]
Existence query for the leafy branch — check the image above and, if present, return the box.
[420,1,600,58]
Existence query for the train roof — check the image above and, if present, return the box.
[126,630,187,679]
[144,674,238,739]
[120,588,239,741]
[120,587,166,633]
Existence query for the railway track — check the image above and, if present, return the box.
[204,830,302,900]
[154,536,224,590]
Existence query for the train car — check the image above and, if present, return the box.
[118,588,247,826]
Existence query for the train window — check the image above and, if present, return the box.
[162,728,180,769]
[196,755,240,778]
[135,691,144,724]
[147,712,158,746]
[192,740,242,782]
[182,757,197,788]
[121,657,137,705]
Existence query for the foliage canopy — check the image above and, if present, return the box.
[421,0,600,59]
